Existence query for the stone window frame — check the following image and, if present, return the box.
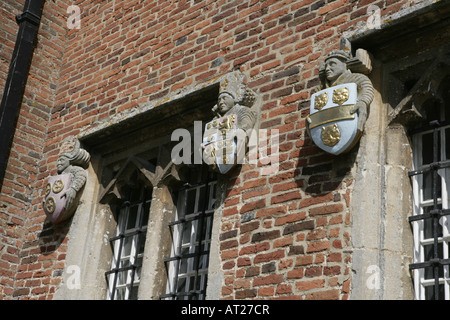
[384,48,450,300]
[345,1,450,299]
[53,73,250,300]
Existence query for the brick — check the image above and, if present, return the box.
[287,268,304,279]
[12,287,30,297]
[296,279,325,291]
[299,193,334,208]
[307,240,331,253]
[306,289,340,300]
[262,262,276,274]
[240,221,260,234]
[256,205,288,218]
[275,284,291,295]
[223,261,235,270]
[274,212,306,226]
[237,257,252,267]
[254,250,285,264]
[220,230,238,241]
[220,240,239,250]
[295,255,314,266]
[235,289,257,299]
[305,266,323,277]
[327,252,342,263]
[273,236,293,248]
[253,274,284,286]
[234,278,252,289]
[332,240,343,249]
[239,242,270,256]
[306,228,327,241]
[272,180,301,193]
[309,204,344,216]
[318,0,347,15]
[222,286,233,296]
[259,286,275,296]
[224,206,238,217]
[251,230,280,243]
[324,266,341,276]
[245,266,260,278]
[283,220,314,235]
[271,191,302,204]
[288,245,304,255]
[278,259,294,271]
[242,187,270,200]
[240,199,266,214]
[242,178,267,190]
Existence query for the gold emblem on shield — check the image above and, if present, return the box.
[45,183,51,197]
[45,197,56,214]
[321,124,341,147]
[314,92,328,110]
[52,179,64,194]
[332,87,349,105]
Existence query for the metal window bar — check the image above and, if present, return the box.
[161,167,216,300]
[105,185,151,300]
[408,120,450,300]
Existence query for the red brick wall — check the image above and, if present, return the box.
[0,0,415,299]
[0,1,24,299]
[0,0,69,299]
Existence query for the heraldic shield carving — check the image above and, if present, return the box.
[307,83,359,155]
[44,174,72,224]
[202,73,257,174]
[306,47,374,155]
[202,114,238,174]
[43,136,90,224]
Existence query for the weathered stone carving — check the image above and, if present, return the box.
[212,85,257,131]
[306,49,374,155]
[203,82,257,174]
[43,136,90,224]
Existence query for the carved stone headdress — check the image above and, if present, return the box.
[325,49,352,63]
[219,77,243,101]
[219,78,256,108]
[59,136,90,169]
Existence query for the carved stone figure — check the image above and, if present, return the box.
[212,87,257,131]
[43,136,90,224]
[203,84,257,174]
[306,49,374,155]
[321,49,374,133]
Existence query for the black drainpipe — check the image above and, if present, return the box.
[0,0,46,189]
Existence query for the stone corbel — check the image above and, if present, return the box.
[43,136,90,224]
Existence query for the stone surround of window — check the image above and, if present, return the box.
[52,74,239,299]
